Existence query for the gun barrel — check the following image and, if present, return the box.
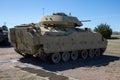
[80,20,91,22]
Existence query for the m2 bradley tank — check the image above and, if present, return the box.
[9,12,107,63]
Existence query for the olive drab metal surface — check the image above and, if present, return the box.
[9,13,107,63]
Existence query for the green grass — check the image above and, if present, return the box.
[105,35,120,54]
[111,35,120,38]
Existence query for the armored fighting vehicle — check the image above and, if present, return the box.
[9,13,107,63]
[0,27,9,46]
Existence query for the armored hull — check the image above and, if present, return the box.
[9,13,107,63]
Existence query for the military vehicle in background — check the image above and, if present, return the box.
[0,27,10,46]
[9,12,107,63]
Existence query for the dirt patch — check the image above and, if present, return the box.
[58,59,120,80]
[0,47,21,61]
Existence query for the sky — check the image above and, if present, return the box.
[0,0,120,31]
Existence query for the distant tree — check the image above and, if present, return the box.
[2,25,8,31]
[94,23,112,39]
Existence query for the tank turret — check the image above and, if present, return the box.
[39,12,83,28]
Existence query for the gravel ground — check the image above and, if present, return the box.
[0,37,120,80]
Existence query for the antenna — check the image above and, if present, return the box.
[42,8,44,16]
[4,22,6,26]
[69,12,71,16]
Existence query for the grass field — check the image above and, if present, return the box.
[105,35,120,54]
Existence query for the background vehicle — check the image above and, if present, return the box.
[0,27,9,46]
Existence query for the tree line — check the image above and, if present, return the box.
[94,23,113,39]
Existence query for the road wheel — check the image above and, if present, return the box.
[89,49,95,58]
[62,52,70,62]
[95,49,101,57]
[51,53,61,64]
[81,50,88,60]
[71,51,78,60]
